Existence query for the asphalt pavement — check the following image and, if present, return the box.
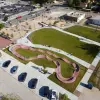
[4,6,56,27]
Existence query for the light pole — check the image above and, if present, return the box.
[42,14,43,22]
[33,21,35,30]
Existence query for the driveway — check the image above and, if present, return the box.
[0,66,41,100]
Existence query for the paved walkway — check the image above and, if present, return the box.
[81,24,100,31]
[76,51,100,95]
[17,36,90,68]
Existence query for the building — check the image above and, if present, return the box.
[61,12,85,23]
[88,15,100,26]
[54,0,65,4]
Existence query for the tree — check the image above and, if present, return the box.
[79,44,100,57]
[59,93,69,100]
[67,0,74,6]
[0,32,5,36]
[81,0,88,3]
[1,95,19,100]
[19,0,54,6]
[3,16,8,21]
[33,0,53,6]
[0,23,4,30]
[62,94,69,100]
[66,0,81,7]
[6,34,9,37]
[86,2,92,9]
[73,0,81,6]
[10,34,14,38]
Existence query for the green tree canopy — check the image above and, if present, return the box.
[0,23,4,30]
[33,0,54,6]
[67,0,73,6]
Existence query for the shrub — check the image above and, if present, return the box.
[59,93,69,100]
[42,69,48,74]
[0,23,4,30]
[1,95,19,100]
[53,21,59,25]
[3,16,8,21]
[10,34,14,38]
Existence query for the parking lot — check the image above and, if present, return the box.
[0,50,78,100]
[0,1,35,20]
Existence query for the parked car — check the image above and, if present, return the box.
[2,60,11,68]
[50,90,57,100]
[16,16,22,19]
[28,78,38,89]
[92,5,100,12]
[10,66,18,74]
[86,16,92,19]
[18,72,27,82]
[80,82,93,89]
[43,86,49,97]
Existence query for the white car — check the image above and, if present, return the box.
[51,90,58,100]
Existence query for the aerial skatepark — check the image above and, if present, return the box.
[9,44,80,83]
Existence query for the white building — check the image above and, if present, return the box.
[61,12,85,23]
[67,12,85,22]
[89,15,100,26]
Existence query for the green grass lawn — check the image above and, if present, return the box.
[4,48,28,64]
[17,48,75,77]
[28,28,99,63]
[88,61,100,87]
[65,25,100,42]
[16,48,42,58]
[48,66,87,93]
[33,59,56,68]
[60,60,74,78]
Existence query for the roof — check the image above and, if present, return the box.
[68,12,85,18]
[91,15,100,20]
[0,37,12,49]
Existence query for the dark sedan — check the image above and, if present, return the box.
[43,86,49,97]
[28,78,38,89]
[18,72,27,82]
[10,66,18,74]
[2,60,11,68]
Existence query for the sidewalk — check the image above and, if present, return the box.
[76,51,100,95]
[17,37,90,68]
[0,50,78,100]
[0,65,41,100]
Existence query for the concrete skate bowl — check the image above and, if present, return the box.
[9,44,80,83]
